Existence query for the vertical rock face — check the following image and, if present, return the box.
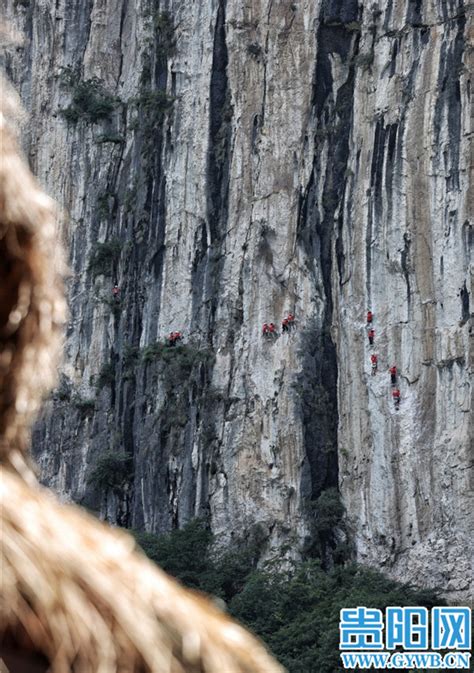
[3,0,472,598]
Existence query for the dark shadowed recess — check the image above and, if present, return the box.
[296,0,360,563]
[191,0,233,341]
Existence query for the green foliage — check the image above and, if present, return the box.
[149,10,176,57]
[247,43,262,57]
[353,52,374,68]
[213,88,233,165]
[344,20,361,32]
[73,397,96,414]
[97,192,115,220]
[141,342,213,371]
[54,387,71,402]
[131,89,174,150]
[88,451,132,494]
[123,344,140,371]
[132,522,445,673]
[306,488,348,562]
[132,519,259,597]
[134,520,214,589]
[96,133,125,145]
[95,362,115,390]
[309,488,344,536]
[231,562,443,672]
[99,294,122,317]
[141,340,169,363]
[60,76,118,124]
[88,239,122,277]
[58,65,79,88]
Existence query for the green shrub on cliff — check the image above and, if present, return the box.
[60,76,118,124]
[95,362,115,390]
[89,451,132,494]
[88,239,122,278]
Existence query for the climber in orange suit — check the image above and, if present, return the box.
[392,388,400,409]
[367,310,373,323]
[370,354,378,375]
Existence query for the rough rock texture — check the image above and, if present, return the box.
[2,0,472,599]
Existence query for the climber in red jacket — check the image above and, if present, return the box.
[368,328,375,345]
[262,323,269,337]
[282,318,289,333]
[367,310,373,324]
[268,323,277,337]
[112,284,120,299]
[168,332,176,347]
[370,354,378,375]
[392,388,400,409]
[390,365,397,385]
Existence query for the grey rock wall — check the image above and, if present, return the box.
[2,0,472,599]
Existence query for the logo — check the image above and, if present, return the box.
[339,607,472,669]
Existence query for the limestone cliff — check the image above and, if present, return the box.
[2,0,472,600]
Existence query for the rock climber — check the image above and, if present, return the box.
[262,323,269,337]
[282,318,289,333]
[371,354,378,375]
[112,284,120,299]
[390,365,397,385]
[168,332,176,347]
[268,323,277,337]
[368,328,375,345]
[367,310,373,324]
[392,388,400,410]
[287,313,295,328]
[175,331,183,343]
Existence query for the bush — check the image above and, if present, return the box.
[134,520,213,589]
[141,342,213,371]
[52,375,72,402]
[88,239,121,277]
[150,10,175,57]
[95,362,115,390]
[88,451,132,494]
[96,133,125,145]
[132,520,259,597]
[73,397,95,414]
[60,76,118,124]
[131,89,174,150]
[123,344,139,369]
[309,488,344,536]
[141,340,169,363]
[99,294,122,317]
[344,20,361,32]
